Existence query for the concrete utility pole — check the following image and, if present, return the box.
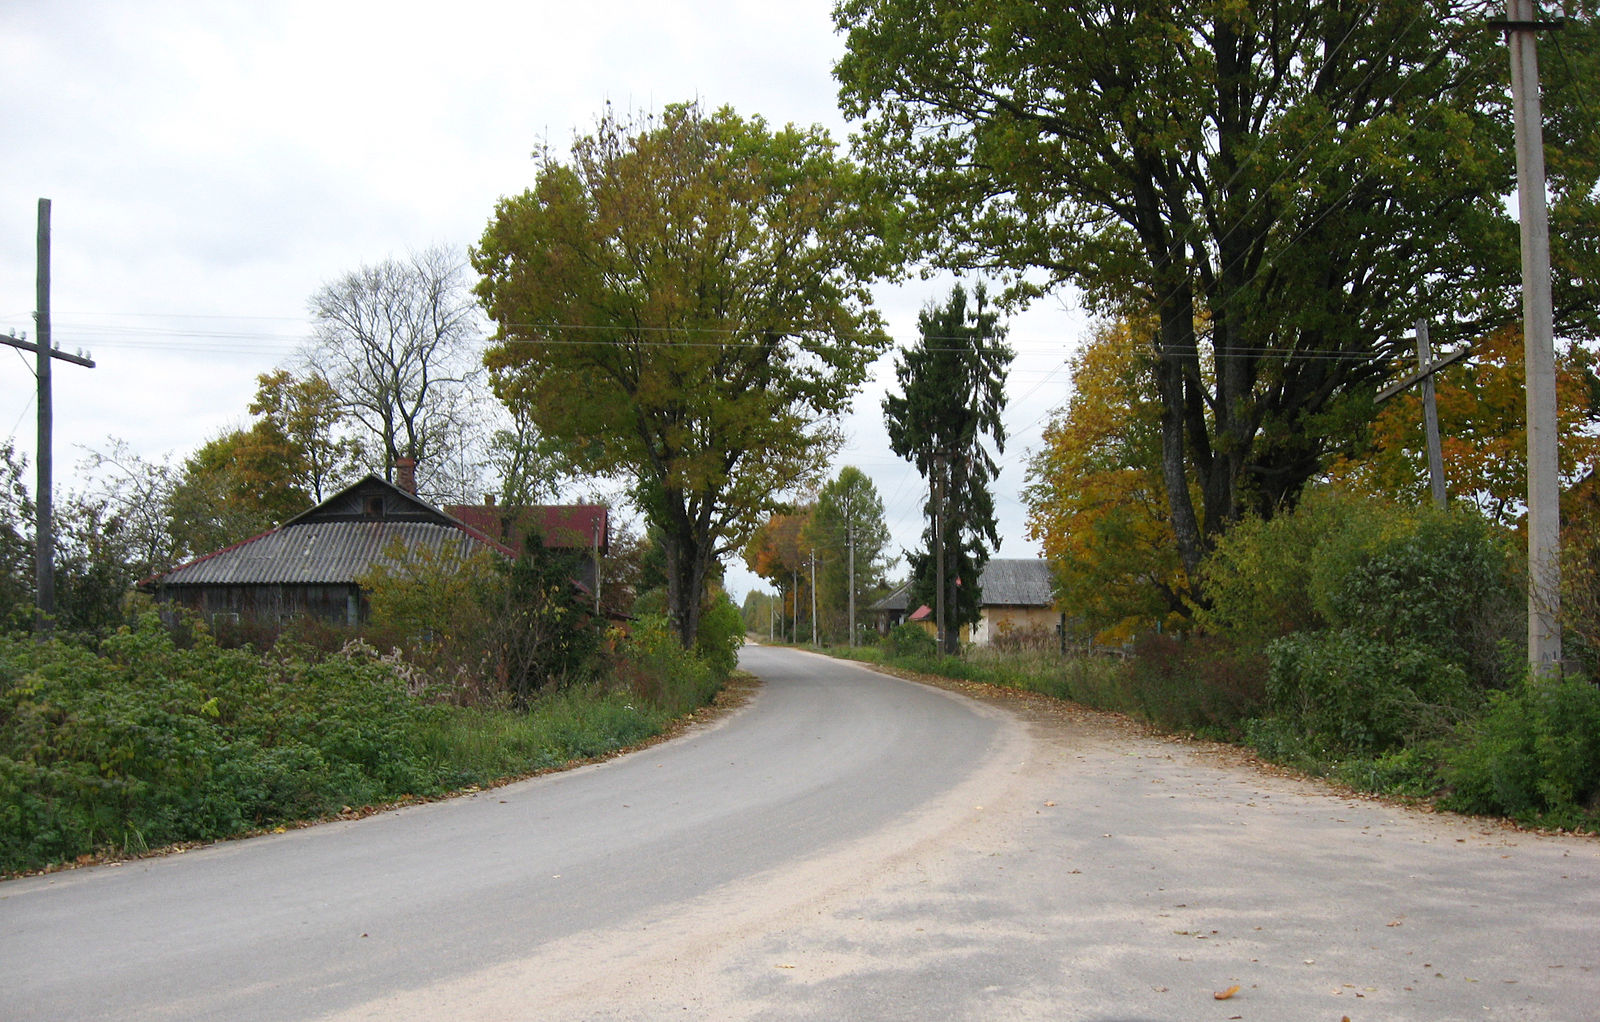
[1,200,96,635]
[1504,0,1562,676]
[1416,321,1447,508]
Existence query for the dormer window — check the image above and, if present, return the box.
[364,496,385,518]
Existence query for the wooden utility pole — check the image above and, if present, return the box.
[809,549,818,647]
[1416,321,1447,508]
[1504,0,1562,677]
[1375,323,1471,508]
[1,200,95,635]
[933,453,947,656]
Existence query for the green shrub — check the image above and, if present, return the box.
[1335,745,1441,799]
[1265,629,1475,756]
[1309,505,1517,684]
[1442,678,1600,826]
[882,623,937,659]
[1195,488,1362,648]
[0,606,729,875]
[695,593,745,678]
[611,615,723,718]
[0,617,452,873]
[1198,490,1519,687]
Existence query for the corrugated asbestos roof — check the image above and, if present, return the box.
[153,521,497,587]
[867,559,1055,614]
[978,559,1055,607]
[870,582,911,613]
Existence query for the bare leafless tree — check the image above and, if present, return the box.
[305,245,486,500]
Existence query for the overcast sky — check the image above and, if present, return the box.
[2,0,1089,601]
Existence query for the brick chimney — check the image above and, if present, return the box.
[394,456,417,495]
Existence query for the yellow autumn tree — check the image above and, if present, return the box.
[1024,318,1188,643]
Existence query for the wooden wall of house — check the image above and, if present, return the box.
[159,584,365,627]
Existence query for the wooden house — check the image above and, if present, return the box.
[141,475,510,627]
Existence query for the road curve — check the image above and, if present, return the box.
[0,644,1021,1021]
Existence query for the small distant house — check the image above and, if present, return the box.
[142,473,512,627]
[969,558,1057,645]
[868,558,1057,646]
[869,582,912,633]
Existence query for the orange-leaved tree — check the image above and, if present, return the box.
[742,508,814,638]
[1024,318,1189,643]
[1326,327,1600,526]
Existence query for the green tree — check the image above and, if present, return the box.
[837,0,1600,580]
[0,442,34,633]
[743,508,813,641]
[802,466,893,644]
[740,588,781,638]
[485,401,570,508]
[77,441,184,583]
[474,102,891,647]
[883,283,1012,653]
[166,425,308,557]
[249,369,365,503]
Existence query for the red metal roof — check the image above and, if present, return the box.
[444,504,608,556]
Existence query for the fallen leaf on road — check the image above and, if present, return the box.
[1213,985,1240,1000]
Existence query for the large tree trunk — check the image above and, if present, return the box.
[660,489,718,650]
[1154,287,1207,583]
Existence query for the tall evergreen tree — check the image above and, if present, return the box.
[884,284,1012,653]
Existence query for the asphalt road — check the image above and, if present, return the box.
[4,644,1597,1020]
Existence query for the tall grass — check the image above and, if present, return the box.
[849,637,1262,739]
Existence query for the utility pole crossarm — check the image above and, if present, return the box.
[1,333,97,368]
[1374,344,1472,405]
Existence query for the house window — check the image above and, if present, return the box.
[364,496,385,518]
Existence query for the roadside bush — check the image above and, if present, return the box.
[1124,634,1266,737]
[882,622,937,659]
[0,616,448,873]
[611,615,723,718]
[1441,677,1600,826]
[695,592,745,678]
[1198,490,1519,688]
[362,539,604,706]
[1309,504,1518,686]
[1264,629,1475,756]
[1195,488,1362,649]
